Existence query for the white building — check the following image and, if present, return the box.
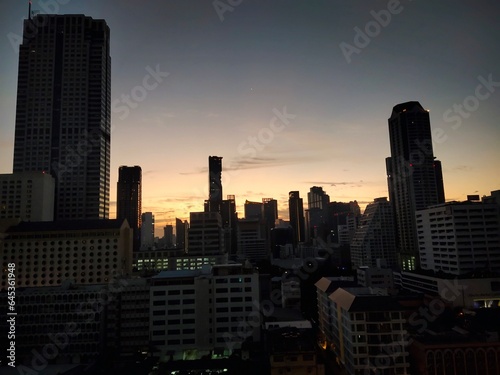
[350,197,398,269]
[149,264,260,360]
[316,280,412,375]
[0,172,55,221]
[395,271,500,309]
[416,199,500,275]
[0,219,133,290]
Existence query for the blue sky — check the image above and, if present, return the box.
[1,0,499,234]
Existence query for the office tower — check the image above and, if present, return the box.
[386,101,445,270]
[0,172,55,221]
[288,191,305,246]
[416,196,500,276]
[117,166,142,251]
[262,198,278,228]
[13,14,111,220]
[306,186,330,242]
[176,218,188,250]
[221,195,238,256]
[141,212,155,250]
[307,186,330,210]
[187,211,224,256]
[350,197,398,269]
[244,200,263,219]
[206,156,223,212]
[163,225,174,248]
[238,218,268,263]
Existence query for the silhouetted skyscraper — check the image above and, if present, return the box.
[117,166,142,251]
[13,14,111,220]
[288,191,305,245]
[386,101,445,270]
[141,212,155,250]
[207,156,223,212]
[306,186,330,241]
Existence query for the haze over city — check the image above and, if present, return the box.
[1,0,499,236]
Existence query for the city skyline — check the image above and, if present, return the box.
[1,1,500,235]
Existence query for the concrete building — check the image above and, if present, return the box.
[133,250,228,273]
[237,218,268,263]
[149,264,260,360]
[409,334,500,375]
[0,282,109,364]
[357,266,394,290]
[316,281,415,375]
[0,219,132,290]
[13,14,111,220]
[350,197,398,269]
[268,327,325,375]
[395,271,500,309]
[0,172,55,221]
[106,278,150,357]
[416,198,500,275]
[188,211,224,256]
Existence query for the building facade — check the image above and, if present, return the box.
[0,172,55,221]
[350,197,398,269]
[13,14,111,220]
[149,264,260,360]
[117,166,142,250]
[416,199,500,275]
[0,219,132,290]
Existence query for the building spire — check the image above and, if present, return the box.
[28,0,32,20]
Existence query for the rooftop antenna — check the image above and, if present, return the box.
[28,0,32,20]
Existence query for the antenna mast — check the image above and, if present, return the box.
[28,0,32,20]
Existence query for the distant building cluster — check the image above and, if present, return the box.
[0,10,499,375]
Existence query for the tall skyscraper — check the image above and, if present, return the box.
[117,166,142,251]
[207,156,223,212]
[306,186,330,241]
[288,191,305,245]
[386,101,445,270]
[141,212,155,250]
[13,14,111,220]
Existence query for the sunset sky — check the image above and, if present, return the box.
[1,0,499,236]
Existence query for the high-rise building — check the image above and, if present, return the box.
[188,211,224,256]
[350,197,398,269]
[262,198,278,229]
[221,195,238,256]
[206,156,223,212]
[176,218,188,250]
[244,200,263,219]
[13,14,111,220]
[141,212,155,250]
[288,191,305,245]
[386,101,445,270]
[117,166,142,251]
[306,186,330,242]
[163,225,174,248]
